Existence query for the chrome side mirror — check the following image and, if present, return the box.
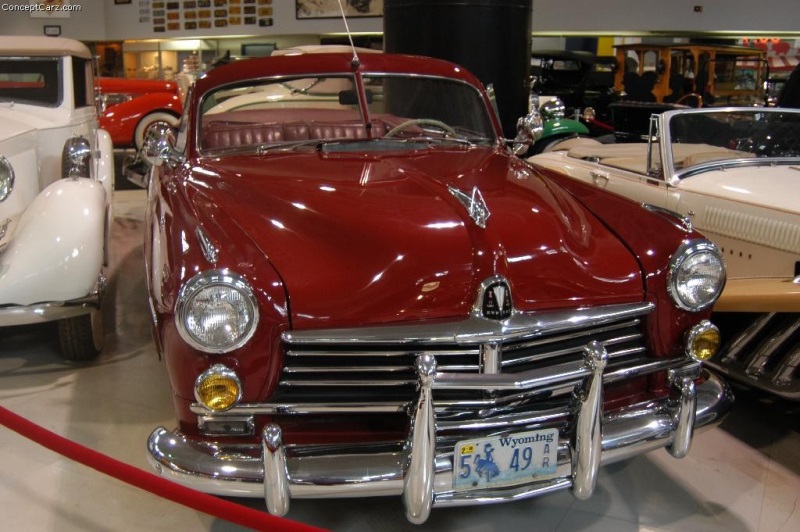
[512,110,544,156]
[142,123,182,169]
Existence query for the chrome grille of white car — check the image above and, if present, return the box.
[711,312,800,399]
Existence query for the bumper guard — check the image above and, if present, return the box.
[147,342,732,524]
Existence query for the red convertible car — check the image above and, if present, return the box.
[138,50,733,523]
[96,77,182,149]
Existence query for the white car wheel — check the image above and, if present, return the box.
[134,111,179,150]
[58,309,104,361]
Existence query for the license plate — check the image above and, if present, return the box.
[453,428,559,491]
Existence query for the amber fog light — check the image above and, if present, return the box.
[685,320,720,362]
[195,364,242,412]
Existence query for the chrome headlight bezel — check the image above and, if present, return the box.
[667,239,726,312]
[176,269,259,354]
[61,135,92,179]
[539,97,566,120]
[0,155,14,202]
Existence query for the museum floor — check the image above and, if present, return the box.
[1,189,799,532]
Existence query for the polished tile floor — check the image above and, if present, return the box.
[1,189,799,532]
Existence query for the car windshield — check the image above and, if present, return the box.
[668,110,800,174]
[0,57,61,107]
[199,73,496,154]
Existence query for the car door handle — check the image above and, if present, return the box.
[590,170,609,182]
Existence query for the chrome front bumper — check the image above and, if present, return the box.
[147,345,732,524]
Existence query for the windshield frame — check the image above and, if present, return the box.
[660,107,800,182]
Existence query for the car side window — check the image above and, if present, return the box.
[72,56,93,108]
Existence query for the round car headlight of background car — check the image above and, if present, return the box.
[667,239,726,312]
[176,269,259,353]
[0,155,14,202]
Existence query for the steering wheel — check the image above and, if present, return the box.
[676,92,704,108]
[385,118,458,138]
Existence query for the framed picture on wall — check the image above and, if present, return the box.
[296,0,383,19]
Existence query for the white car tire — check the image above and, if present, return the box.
[134,111,179,150]
[58,309,104,361]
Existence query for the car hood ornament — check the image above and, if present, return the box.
[448,185,491,228]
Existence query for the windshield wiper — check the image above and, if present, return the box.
[402,135,478,147]
[255,139,324,154]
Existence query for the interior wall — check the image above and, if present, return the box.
[0,1,108,41]
[0,1,796,43]
[531,0,800,35]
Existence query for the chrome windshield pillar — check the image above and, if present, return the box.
[403,354,438,524]
[667,375,697,458]
[572,340,607,500]
[262,424,291,516]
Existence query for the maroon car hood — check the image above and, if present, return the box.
[191,146,643,329]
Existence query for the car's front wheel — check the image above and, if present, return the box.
[134,111,179,151]
[58,309,104,361]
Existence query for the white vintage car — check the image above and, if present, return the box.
[0,36,114,360]
[528,107,800,398]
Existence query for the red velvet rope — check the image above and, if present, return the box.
[0,405,328,532]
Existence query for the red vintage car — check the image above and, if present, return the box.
[96,77,182,149]
[137,51,733,524]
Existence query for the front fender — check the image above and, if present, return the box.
[0,178,107,305]
[542,118,590,138]
[100,94,182,146]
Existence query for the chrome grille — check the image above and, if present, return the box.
[277,303,651,405]
[710,312,800,399]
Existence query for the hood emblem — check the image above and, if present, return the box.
[481,279,513,320]
[448,185,491,229]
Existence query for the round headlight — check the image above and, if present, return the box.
[667,240,726,312]
[195,364,242,411]
[539,98,566,120]
[0,155,14,202]
[176,269,259,353]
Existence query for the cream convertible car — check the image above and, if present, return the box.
[528,107,800,398]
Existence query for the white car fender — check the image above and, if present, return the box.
[0,178,107,305]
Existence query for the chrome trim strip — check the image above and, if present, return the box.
[0,274,104,327]
[146,370,732,516]
[572,341,607,499]
[642,203,692,232]
[720,313,776,364]
[745,315,800,377]
[775,344,800,386]
[0,302,96,326]
[504,320,641,351]
[282,302,654,345]
[195,226,219,264]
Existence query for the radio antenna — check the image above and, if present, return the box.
[336,0,360,68]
